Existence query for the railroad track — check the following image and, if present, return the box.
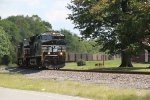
[49,68,150,75]
[2,67,150,75]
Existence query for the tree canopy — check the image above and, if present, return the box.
[68,0,150,67]
[61,29,99,53]
[0,27,11,62]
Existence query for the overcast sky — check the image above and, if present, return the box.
[0,0,80,35]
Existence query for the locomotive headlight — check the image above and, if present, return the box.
[60,52,63,55]
[48,51,50,55]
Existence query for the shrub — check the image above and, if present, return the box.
[1,55,11,65]
[77,59,86,66]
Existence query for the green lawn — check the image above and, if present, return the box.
[64,59,150,72]
[0,73,149,100]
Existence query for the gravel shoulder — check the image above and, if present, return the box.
[0,67,150,89]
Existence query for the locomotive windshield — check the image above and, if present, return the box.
[39,34,52,42]
[39,32,66,45]
[39,32,65,44]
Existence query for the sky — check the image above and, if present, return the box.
[0,0,80,35]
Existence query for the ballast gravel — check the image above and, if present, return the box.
[0,67,150,89]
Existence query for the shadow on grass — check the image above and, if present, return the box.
[1,67,42,75]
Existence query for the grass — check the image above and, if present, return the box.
[8,63,18,67]
[0,63,18,68]
[64,59,150,72]
[0,73,150,100]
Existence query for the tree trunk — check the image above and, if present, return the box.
[119,51,133,67]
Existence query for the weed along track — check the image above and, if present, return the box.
[0,67,150,89]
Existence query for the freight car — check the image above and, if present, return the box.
[16,31,66,69]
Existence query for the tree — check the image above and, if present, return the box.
[68,0,150,67]
[0,19,21,43]
[7,15,52,39]
[0,27,11,64]
[61,29,85,52]
[61,29,99,53]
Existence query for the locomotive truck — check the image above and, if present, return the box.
[16,31,66,69]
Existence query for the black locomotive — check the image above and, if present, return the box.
[16,31,66,69]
